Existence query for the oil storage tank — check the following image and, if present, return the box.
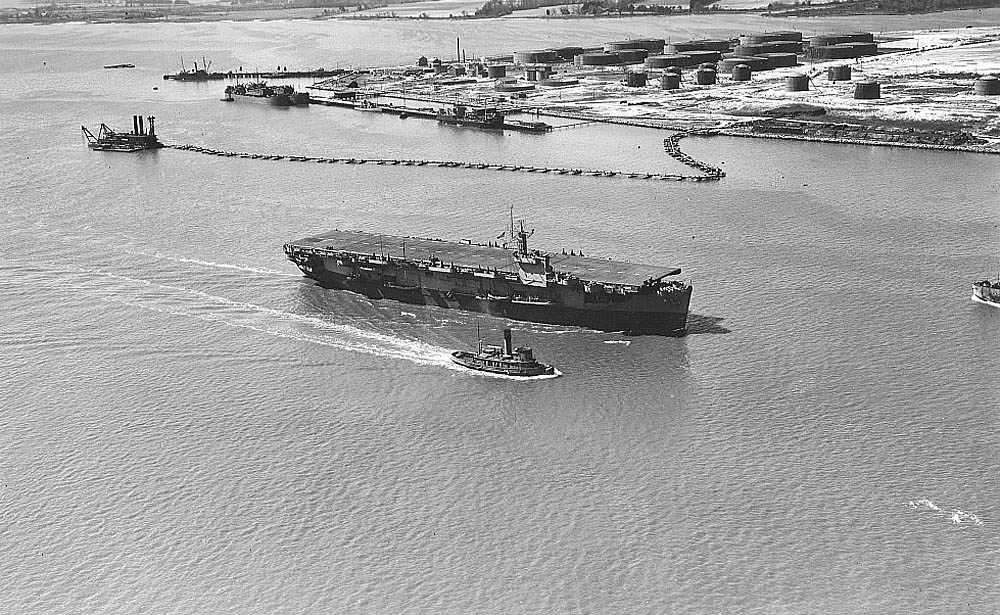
[660,73,681,90]
[645,53,696,68]
[827,65,852,81]
[731,64,752,82]
[615,49,649,64]
[841,42,878,56]
[625,72,648,87]
[668,40,732,53]
[809,45,859,60]
[759,52,798,68]
[486,64,507,78]
[808,32,874,48]
[605,38,665,54]
[695,68,717,85]
[739,31,803,45]
[553,46,585,61]
[514,50,559,65]
[785,74,809,91]
[684,50,723,64]
[720,56,769,72]
[575,52,619,67]
[974,75,1000,95]
[854,81,881,99]
[732,41,801,56]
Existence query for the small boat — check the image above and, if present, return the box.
[355,99,382,112]
[972,278,1000,306]
[451,328,555,377]
[504,118,552,132]
[103,63,135,69]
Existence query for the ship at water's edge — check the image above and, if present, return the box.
[226,82,310,106]
[283,221,691,336]
[973,278,1000,306]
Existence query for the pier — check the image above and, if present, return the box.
[164,68,347,81]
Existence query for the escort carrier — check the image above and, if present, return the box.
[283,220,691,336]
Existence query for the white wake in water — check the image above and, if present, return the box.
[148,251,300,278]
[70,269,456,368]
[971,294,1000,308]
[907,498,984,526]
[10,258,563,378]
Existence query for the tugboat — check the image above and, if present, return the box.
[81,115,163,152]
[451,328,555,377]
[972,277,1000,306]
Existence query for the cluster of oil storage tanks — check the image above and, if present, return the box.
[505,34,999,98]
[510,31,883,80]
[550,32,890,99]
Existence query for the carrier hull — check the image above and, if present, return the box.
[284,229,691,336]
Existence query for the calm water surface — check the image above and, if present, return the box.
[2,14,999,615]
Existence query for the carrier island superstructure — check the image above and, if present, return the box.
[283,222,691,335]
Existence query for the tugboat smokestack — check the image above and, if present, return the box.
[132,115,139,134]
[503,328,512,356]
[138,115,145,135]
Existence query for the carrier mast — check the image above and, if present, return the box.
[508,206,533,255]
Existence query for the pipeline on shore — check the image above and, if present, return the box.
[164,136,724,182]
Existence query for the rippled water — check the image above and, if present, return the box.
[2,15,999,615]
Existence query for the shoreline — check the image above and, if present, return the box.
[4,1,1000,25]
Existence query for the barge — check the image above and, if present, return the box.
[284,219,691,336]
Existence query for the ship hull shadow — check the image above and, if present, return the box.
[311,270,688,336]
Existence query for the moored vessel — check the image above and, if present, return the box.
[452,328,554,377]
[164,58,223,81]
[504,118,552,132]
[226,82,308,107]
[437,104,504,129]
[283,217,691,336]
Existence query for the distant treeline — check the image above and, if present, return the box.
[765,0,1000,14]
[475,0,1000,17]
[474,0,691,17]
